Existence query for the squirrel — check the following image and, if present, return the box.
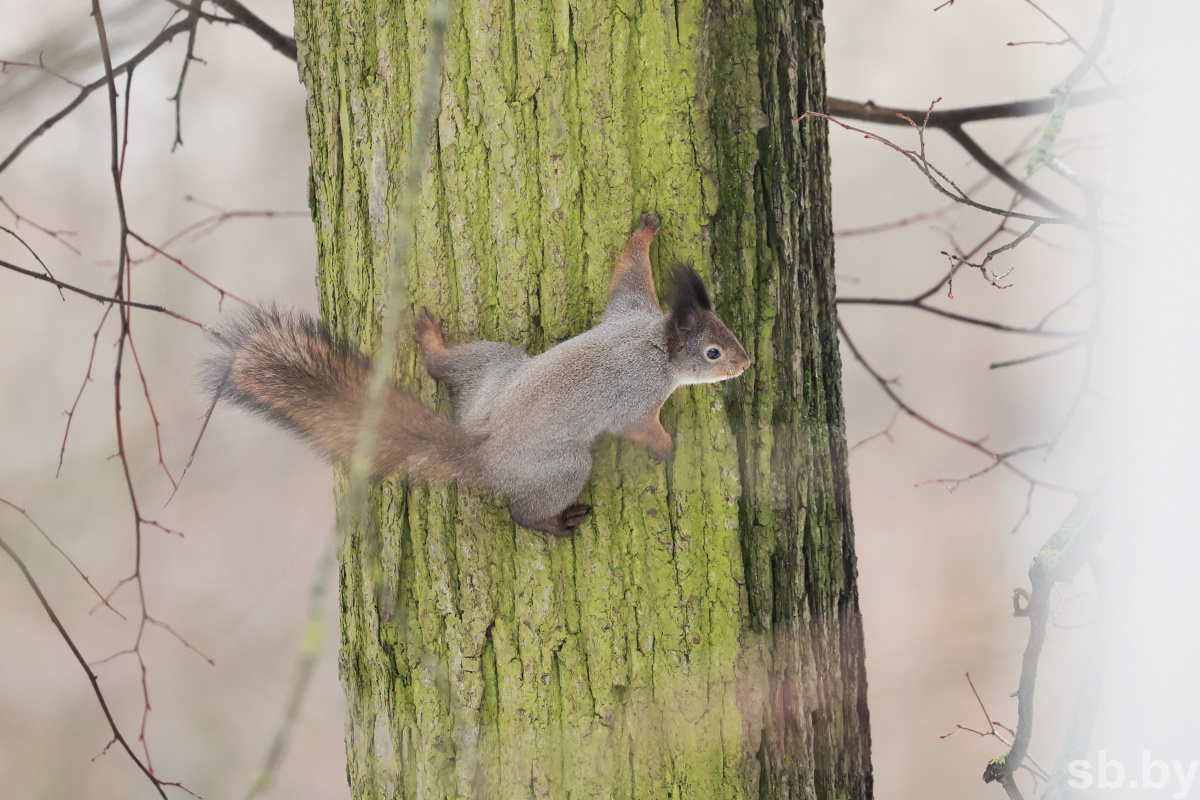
[205,214,750,536]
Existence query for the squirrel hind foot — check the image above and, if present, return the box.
[511,503,590,537]
[560,503,590,529]
[638,213,661,236]
[413,307,446,348]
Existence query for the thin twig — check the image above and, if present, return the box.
[940,673,1053,789]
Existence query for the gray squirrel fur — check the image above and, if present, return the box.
[206,213,750,536]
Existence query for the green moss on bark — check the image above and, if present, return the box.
[294,0,871,796]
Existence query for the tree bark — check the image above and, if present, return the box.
[293,0,871,796]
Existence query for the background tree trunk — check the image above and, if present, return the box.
[293,0,871,796]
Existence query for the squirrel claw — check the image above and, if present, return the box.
[638,213,661,236]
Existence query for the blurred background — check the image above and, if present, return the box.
[0,1,1183,798]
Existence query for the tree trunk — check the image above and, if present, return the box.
[293,0,871,796]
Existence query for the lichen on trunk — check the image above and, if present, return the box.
[292,0,871,796]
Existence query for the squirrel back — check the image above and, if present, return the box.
[204,307,483,485]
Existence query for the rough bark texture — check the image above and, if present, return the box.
[292,0,871,796]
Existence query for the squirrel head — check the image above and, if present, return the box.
[664,265,751,386]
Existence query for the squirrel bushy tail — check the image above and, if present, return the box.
[204,308,483,484]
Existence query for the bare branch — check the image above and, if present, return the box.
[940,221,1043,289]
[826,85,1132,220]
[0,534,175,799]
[984,488,1111,789]
[58,306,113,476]
[0,18,198,177]
[126,332,179,490]
[1018,0,1088,56]
[838,320,1072,509]
[943,126,1075,221]
[162,195,309,249]
[167,395,218,506]
[1008,38,1070,48]
[1034,283,1091,332]
[0,498,124,617]
[0,195,80,255]
[0,53,84,88]
[989,340,1082,370]
[850,407,902,453]
[802,111,1071,226]
[158,0,237,24]
[827,84,1128,128]
[1028,0,1117,175]
[168,0,204,149]
[837,296,1082,338]
[1,224,65,299]
[206,0,298,61]
[129,230,254,307]
[0,257,209,328]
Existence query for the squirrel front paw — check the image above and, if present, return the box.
[413,307,446,349]
[638,213,661,236]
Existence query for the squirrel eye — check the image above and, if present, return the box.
[705,347,722,361]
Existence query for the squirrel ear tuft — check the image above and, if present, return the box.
[666,265,710,354]
[669,264,711,314]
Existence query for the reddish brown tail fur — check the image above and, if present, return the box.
[204,308,483,484]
